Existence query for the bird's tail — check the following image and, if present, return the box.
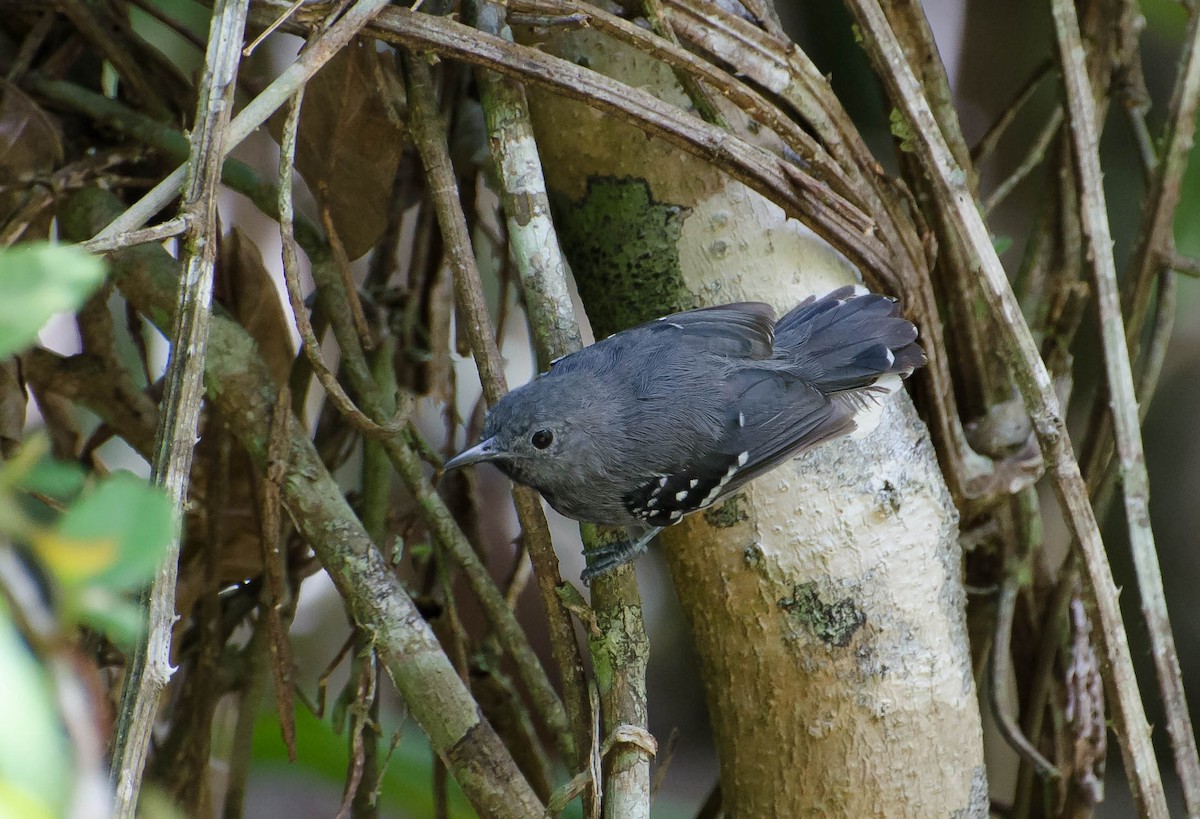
[775,285,925,436]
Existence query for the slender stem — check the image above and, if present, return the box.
[403,54,577,765]
[64,187,548,819]
[845,2,1168,814]
[91,0,394,241]
[80,216,190,254]
[1050,1,1200,811]
[109,3,249,816]
[277,89,409,439]
[466,0,592,771]
[983,108,1063,215]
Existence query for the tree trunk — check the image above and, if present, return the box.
[523,26,987,817]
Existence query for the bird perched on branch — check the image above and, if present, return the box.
[444,285,925,581]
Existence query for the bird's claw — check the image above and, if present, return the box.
[580,527,661,584]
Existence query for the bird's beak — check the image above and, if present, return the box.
[443,436,505,471]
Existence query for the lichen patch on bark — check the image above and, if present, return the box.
[778,581,867,647]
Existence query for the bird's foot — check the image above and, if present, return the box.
[580,527,661,584]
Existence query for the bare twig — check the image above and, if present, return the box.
[1057,0,1200,808]
[970,60,1054,165]
[638,0,725,127]
[261,387,297,761]
[244,0,307,56]
[277,89,410,439]
[54,0,170,117]
[91,0,395,242]
[989,573,1060,780]
[109,4,249,816]
[466,0,591,768]
[983,109,1063,215]
[64,187,548,819]
[1168,251,1200,277]
[318,195,377,351]
[845,2,1168,814]
[80,216,190,254]
[403,53,578,765]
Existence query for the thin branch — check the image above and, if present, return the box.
[989,574,1060,780]
[1050,1,1200,811]
[844,2,1168,814]
[80,216,190,254]
[466,0,591,771]
[62,187,548,819]
[970,60,1055,165]
[638,0,726,127]
[91,0,395,242]
[508,0,856,205]
[318,196,377,351]
[277,89,409,439]
[54,0,170,118]
[348,5,895,285]
[403,54,578,765]
[108,4,248,817]
[1168,251,1200,277]
[983,108,1063,215]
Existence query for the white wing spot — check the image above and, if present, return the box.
[738,412,745,427]
[657,476,668,488]
[885,348,895,367]
[737,451,749,466]
[668,510,682,520]
[688,479,699,489]
[675,490,689,502]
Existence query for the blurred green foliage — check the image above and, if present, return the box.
[0,246,174,817]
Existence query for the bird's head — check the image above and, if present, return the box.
[443,373,605,490]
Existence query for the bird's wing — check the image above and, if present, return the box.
[649,302,777,359]
[622,370,855,526]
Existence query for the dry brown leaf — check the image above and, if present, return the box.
[0,358,26,458]
[0,79,63,237]
[216,228,294,387]
[269,41,406,261]
[176,230,296,634]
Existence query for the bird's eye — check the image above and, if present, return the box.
[531,429,554,449]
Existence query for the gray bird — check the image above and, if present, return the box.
[444,285,925,581]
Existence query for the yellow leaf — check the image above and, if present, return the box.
[30,530,118,584]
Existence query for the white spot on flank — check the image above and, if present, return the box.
[689,479,699,488]
[675,490,689,502]
[851,284,870,297]
[668,510,682,520]
[657,476,668,487]
[737,451,749,466]
[885,348,895,367]
[738,412,745,427]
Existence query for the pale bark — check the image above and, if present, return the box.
[522,28,986,817]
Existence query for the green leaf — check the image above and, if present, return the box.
[0,243,106,358]
[74,590,145,650]
[33,472,174,590]
[0,600,71,818]
[18,459,87,506]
